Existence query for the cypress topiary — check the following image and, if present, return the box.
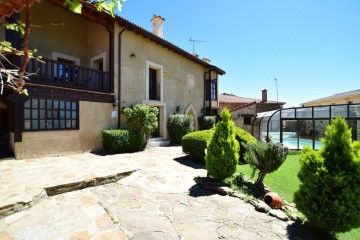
[294,116,360,233]
[205,108,239,181]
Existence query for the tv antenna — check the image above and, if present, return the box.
[189,37,208,54]
[274,77,279,102]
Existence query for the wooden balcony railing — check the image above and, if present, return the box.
[26,58,113,93]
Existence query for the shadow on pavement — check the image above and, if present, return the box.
[286,221,336,240]
[173,156,205,169]
[90,150,108,156]
[188,184,217,197]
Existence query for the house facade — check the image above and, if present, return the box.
[0,0,224,159]
[219,89,285,135]
[301,89,360,107]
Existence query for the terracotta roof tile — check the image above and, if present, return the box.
[219,93,284,104]
[0,0,40,20]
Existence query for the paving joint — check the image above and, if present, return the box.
[0,189,47,219]
[45,170,137,196]
[0,170,137,219]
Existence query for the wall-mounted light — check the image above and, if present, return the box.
[238,113,241,119]
[176,105,182,113]
[201,108,205,114]
[113,97,120,107]
[130,53,136,58]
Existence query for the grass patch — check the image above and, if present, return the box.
[237,154,301,203]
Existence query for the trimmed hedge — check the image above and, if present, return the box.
[234,127,257,163]
[182,126,256,164]
[198,116,216,130]
[103,129,145,153]
[167,114,194,145]
[182,129,215,163]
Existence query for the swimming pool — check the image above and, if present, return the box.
[273,138,323,149]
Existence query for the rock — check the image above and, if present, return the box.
[289,213,301,222]
[248,199,258,207]
[269,209,289,221]
[254,200,271,213]
[218,186,234,195]
[231,192,247,200]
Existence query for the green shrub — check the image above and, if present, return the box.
[182,129,215,163]
[167,114,194,145]
[233,127,257,164]
[294,116,360,233]
[182,126,256,164]
[205,108,239,181]
[103,129,145,153]
[242,141,288,191]
[123,104,158,146]
[198,116,216,130]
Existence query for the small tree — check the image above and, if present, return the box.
[123,104,158,147]
[205,108,239,181]
[167,114,194,145]
[242,141,288,191]
[294,116,360,233]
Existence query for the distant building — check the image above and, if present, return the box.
[301,89,360,106]
[219,89,285,135]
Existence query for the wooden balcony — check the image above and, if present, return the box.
[26,58,113,93]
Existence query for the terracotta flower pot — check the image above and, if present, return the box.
[264,192,283,209]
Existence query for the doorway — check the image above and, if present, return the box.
[151,107,160,138]
[0,104,11,158]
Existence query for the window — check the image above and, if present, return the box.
[146,60,163,101]
[149,68,158,100]
[24,98,78,131]
[206,80,217,100]
[244,116,252,125]
[57,58,75,80]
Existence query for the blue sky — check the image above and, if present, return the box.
[118,0,360,107]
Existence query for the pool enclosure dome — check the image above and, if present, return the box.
[253,103,360,150]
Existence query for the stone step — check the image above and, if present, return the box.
[147,137,170,147]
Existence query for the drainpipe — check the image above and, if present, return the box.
[117,26,127,128]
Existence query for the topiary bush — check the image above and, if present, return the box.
[234,127,257,164]
[294,116,360,233]
[103,129,145,153]
[242,141,288,191]
[198,116,216,130]
[167,114,194,145]
[205,108,239,181]
[182,129,215,163]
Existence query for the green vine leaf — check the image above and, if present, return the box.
[0,41,16,53]
[4,21,25,35]
[21,89,29,96]
[63,0,82,14]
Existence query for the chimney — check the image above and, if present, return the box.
[151,15,165,38]
[261,89,267,102]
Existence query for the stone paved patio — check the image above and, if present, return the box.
[0,147,321,239]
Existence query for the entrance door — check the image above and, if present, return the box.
[0,108,11,158]
[151,107,160,138]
